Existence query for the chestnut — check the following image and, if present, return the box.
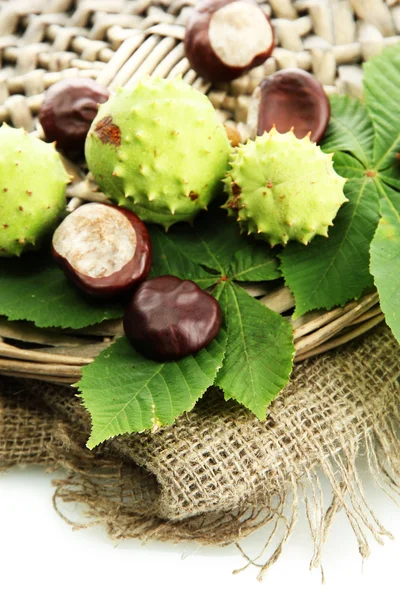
[39,78,109,158]
[123,275,222,361]
[255,69,330,143]
[184,0,274,82]
[52,203,151,299]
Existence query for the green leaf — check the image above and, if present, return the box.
[331,151,367,180]
[370,195,400,343]
[79,330,227,449]
[321,95,374,166]
[214,282,294,419]
[149,225,219,289]
[375,177,400,213]
[280,175,381,318]
[364,43,400,171]
[228,244,280,282]
[0,254,123,328]
[379,161,400,192]
[166,210,280,281]
[165,211,241,273]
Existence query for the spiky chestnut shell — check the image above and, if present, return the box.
[0,124,69,257]
[85,77,231,229]
[223,128,348,247]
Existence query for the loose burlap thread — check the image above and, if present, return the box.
[1,325,399,580]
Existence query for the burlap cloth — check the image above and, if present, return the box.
[1,324,399,579]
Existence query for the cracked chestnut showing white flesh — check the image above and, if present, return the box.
[254,69,330,143]
[52,203,151,298]
[184,0,274,82]
[123,275,222,361]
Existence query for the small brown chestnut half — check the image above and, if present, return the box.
[52,203,152,299]
[255,69,330,143]
[123,275,222,362]
[39,78,109,157]
[184,0,274,82]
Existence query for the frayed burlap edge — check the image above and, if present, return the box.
[7,326,393,581]
[51,408,400,582]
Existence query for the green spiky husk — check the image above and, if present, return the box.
[223,128,348,247]
[0,124,69,257]
[85,77,231,229]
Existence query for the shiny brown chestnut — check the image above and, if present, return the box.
[184,0,274,82]
[254,69,330,143]
[39,78,109,157]
[123,275,222,362]
[52,203,151,299]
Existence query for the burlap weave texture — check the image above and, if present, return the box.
[1,325,399,578]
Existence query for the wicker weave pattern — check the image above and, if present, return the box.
[0,0,397,382]
[1,0,399,131]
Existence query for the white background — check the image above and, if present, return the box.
[1,455,400,600]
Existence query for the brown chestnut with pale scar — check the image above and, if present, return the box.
[184,0,274,82]
[123,275,222,361]
[52,203,151,298]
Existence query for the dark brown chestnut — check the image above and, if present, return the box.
[184,0,274,82]
[52,203,151,299]
[39,78,109,158]
[123,275,222,362]
[255,69,330,143]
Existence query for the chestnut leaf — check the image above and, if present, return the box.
[0,253,123,328]
[77,328,227,449]
[161,211,247,273]
[214,282,294,419]
[330,151,367,180]
[160,210,280,281]
[364,43,400,172]
[149,225,219,289]
[281,43,400,323]
[370,185,400,343]
[378,161,400,192]
[281,176,380,319]
[229,245,280,282]
[321,95,374,167]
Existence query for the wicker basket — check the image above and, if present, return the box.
[0,0,396,385]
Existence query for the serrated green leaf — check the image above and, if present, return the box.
[375,177,400,213]
[0,254,123,328]
[364,43,400,171]
[321,95,374,166]
[280,175,380,318]
[164,211,240,273]
[165,210,280,282]
[149,225,219,289]
[379,161,400,192]
[79,329,227,449]
[228,244,280,281]
[331,152,367,179]
[370,194,400,343]
[214,282,294,419]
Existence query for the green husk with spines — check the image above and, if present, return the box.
[223,128,348,247]
[85,77,231,229]
[0,124,69,257]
